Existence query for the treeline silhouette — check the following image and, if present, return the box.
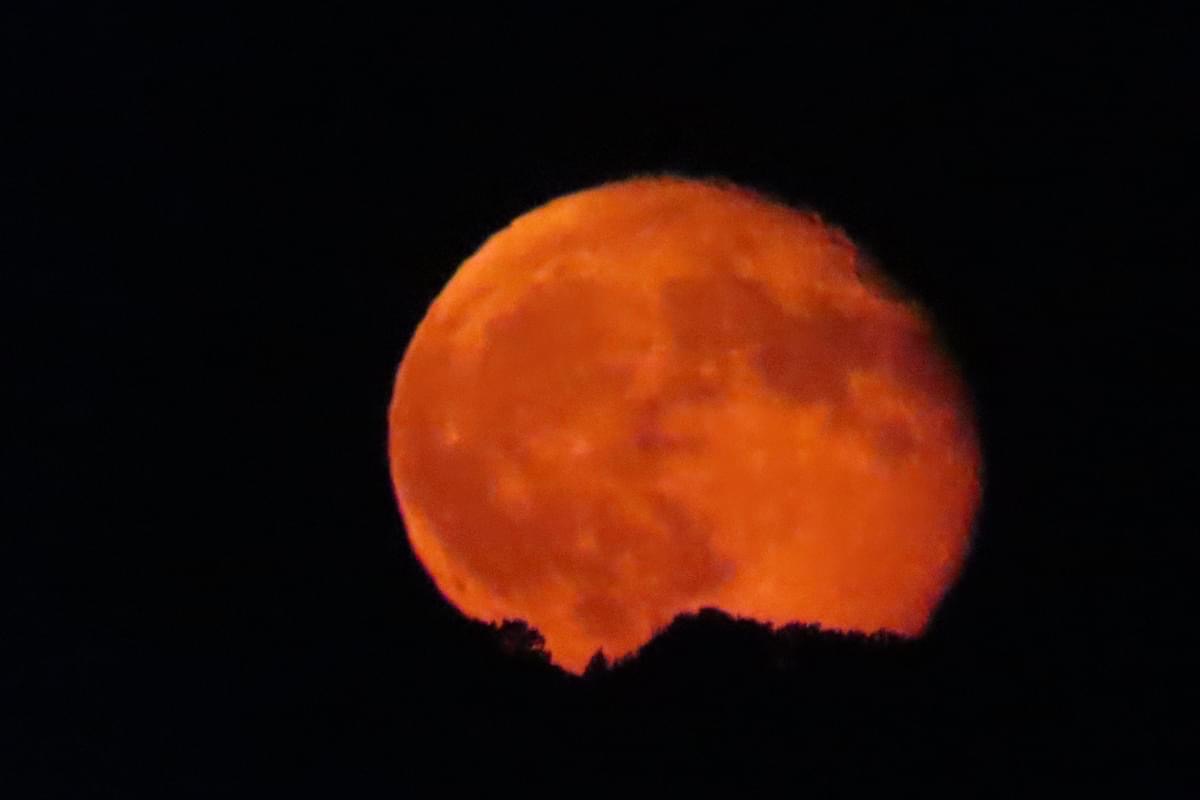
[17,581,1151,796]
[476,608,909,680]
[25,554,1150,795]
[392,605,1124,792]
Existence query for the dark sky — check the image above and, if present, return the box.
[7,5,1195,794]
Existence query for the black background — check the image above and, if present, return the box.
[7,5,1196,794]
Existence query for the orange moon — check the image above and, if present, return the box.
[388,177,982,673]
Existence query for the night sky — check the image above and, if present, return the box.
[8,5,1195,794]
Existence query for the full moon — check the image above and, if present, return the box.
[388,177,982,673]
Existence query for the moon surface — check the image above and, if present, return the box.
[388,177,982,673]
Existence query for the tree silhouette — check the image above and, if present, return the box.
[583,649,609,679]
[491,618,550,663]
